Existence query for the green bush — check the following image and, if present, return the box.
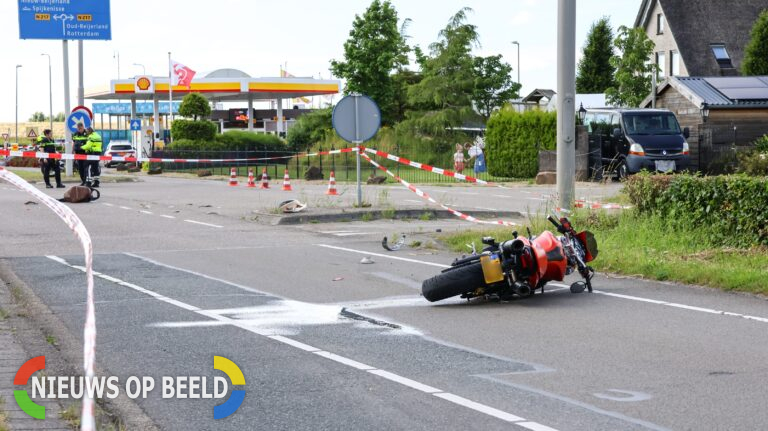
[286,108,332,151]
[625,173,768,247]
[737,134,768,175]
[485,109,556,178]
[171,119,217,141]
[214,130,286,151]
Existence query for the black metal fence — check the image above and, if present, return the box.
[697,122,766,174]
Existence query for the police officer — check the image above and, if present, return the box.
[81,127,102,188]
[37,129,65,189]
[72,122,89,185]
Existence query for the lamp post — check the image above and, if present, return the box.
[578,102,587,124]
[113,51,120,79]
[41,54,53,131]
[15,65,22,144]
[700,104,710,123]
[133,63,146,75]
[511,41,521,86]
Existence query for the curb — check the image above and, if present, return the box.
[271,209,525,225]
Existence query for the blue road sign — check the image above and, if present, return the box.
[67,112,92,134]
[18,0,112,40]
[129,119,142,131]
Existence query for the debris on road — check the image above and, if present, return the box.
[360,256,374,264]
[382,234,406,251]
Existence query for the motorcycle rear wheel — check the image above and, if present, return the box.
[422,262,485,302]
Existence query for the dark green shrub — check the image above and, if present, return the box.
[171,119,217,141]
[485,109,556,178]
[214,130,286,151]
[286,108,332,151]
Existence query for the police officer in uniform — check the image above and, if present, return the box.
[81,127,102,188]
[72,122,89,185]
[37,129,65,189]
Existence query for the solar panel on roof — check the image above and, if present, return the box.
[704,77,768,100]
[720,88,768,100]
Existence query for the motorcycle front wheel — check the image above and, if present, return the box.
[422,262,485,302]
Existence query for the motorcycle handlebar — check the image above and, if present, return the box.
[547,215,568,234]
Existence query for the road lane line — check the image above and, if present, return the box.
[516,422,560,431]
[47,255,554,429]
[159,215,175,219]
[321,246,768,324]
[183,219,223,228]
[316,244,450,268]
[119,206,132,210]
[139,210,153,215]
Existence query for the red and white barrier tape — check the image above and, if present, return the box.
[361,154,517,227]
[363,147,513,188]
[0,147,358,164]
[0,167,96,430]
[574,199,632,210]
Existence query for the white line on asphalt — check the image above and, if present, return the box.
[516,422,561,431]
[139,210,153,215]
[46,254,557,430]
[316,244,450,268]
[334,232,376,237]
[119,206,132,210]
[159,215,175,219]
[183,219,223,228]
[319,230,359,234]
[321,247,768,324]
[102,203,115,207]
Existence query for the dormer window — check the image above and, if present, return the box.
[710,44,734,68]
[657,14,665,34]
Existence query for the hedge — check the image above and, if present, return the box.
[625,172,768,247]
[171,119,217,141]
[485,109,556,178]
[166,131,287,158]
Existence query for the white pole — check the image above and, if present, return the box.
[63,41,72,176]
[77,40,84,106]
[168,52,173,144]
[42,54,53,131]
[556,0,576,210]
[15,65,21,145]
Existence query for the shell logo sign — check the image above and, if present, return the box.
[134,76,154,93]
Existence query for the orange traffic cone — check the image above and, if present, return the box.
[259,168,270,189]
[326,170,338,195]
[282,169,293,191]
[228,167,238,186]
[246,168,256,188]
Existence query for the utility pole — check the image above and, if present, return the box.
[556,0,576,211]
[63,41,73,177]
[77,40,84,106]
[15,65,22,144]
[42,54,53,131]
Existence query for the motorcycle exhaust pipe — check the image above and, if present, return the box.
[513,282,531,296]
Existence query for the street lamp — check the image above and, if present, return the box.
[578,102,587,124]
[15,64,22,144]
[511,41,521,86]
[114,51,120,79]
[41,54,53,131]
[700,104,710,123]
[133,63,146,75]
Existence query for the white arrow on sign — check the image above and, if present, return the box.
[70,114,89,131]
[52,14,75,34]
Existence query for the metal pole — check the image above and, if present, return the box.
[15,65,21,144]
[651,69,657,109]
[63,41,72,176]
[77,40,84,106]
[512,41,520,85]
[42,54,53,131]
[556,0,576,210]
[168,52,173,144]
[354,95,362,207]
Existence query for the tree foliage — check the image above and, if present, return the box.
[605,25,656,107]
[576,17,616,93]
[485,109,557,178]
[472,55,520,121]
[178,93,211,120]
[28,112,46,122]
[742,10,768,75]
[330,0,410,125]
[404,8,480,135]
[286,108,333,151]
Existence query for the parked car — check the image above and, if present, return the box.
[584,108,690,179]
[103,141,137,167]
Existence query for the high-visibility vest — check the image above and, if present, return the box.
[82,132,103,154]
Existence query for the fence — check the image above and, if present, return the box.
[150,146,516,184]
[698,122,766,174]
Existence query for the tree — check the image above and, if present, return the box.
[743,10,768,75]
[576,17,616,93]
[29,112,46,122]
[330,0,410,125]
[178,93,211,120]
[53,112,66,122]
[472,55,520,121]
[286,108,332,151]
[606,26,656,107]
[404,8,480,135]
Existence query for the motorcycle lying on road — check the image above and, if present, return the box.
[422,214,598,302]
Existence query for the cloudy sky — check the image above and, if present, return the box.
[0,0,640,122]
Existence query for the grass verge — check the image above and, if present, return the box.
[439,210,768,295]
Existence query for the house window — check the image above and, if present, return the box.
[670,50,680,76]
[710,43,734,68]
[655,51,666,78]
[657,14,665,34]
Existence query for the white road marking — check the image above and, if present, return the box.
[46,254,557,430]
[140,210,153,215]
[159,215,175,219]
[322,247,768,324]
[183,219,223,228]
[119,206,132,210]
[516,422,561,431]
[102,203,115,207]
[316,244,450,269]
[334,232,376,237]
[319,230,359,234]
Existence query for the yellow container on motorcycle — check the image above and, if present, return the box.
[480,254,504,284]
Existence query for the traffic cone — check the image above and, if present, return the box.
[228,167,238,186]
[259,168,270,189]
[326,170,338,195]
[282,169,293,191]
[246,169,256,188]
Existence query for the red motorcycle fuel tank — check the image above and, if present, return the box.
[532,231,567,282]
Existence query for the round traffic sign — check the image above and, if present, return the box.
[332,94,381,143]
[67,112,92,133]
[71,105,93,120]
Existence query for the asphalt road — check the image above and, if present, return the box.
[1,174,766,431]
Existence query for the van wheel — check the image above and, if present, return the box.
[615,162,628,181]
